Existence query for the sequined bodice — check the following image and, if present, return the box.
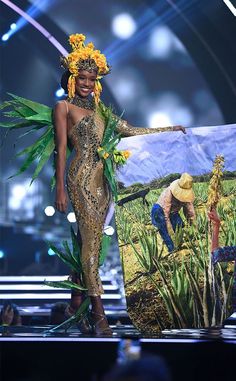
[68,113,102,162]
[66,112,109,228]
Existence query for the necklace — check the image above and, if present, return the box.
[68,94,95,111]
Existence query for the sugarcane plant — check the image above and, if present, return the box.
[115,155,234,331]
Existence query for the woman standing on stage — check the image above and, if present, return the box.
[53,33,186,335]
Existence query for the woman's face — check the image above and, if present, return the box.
[75,69,97,97]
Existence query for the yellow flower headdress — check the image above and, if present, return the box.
[60,33,110,104]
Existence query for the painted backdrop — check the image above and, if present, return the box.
[114,124,236,334]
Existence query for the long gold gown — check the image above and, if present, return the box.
[67,109,173,296]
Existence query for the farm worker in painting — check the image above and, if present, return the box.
[151,173,195,252]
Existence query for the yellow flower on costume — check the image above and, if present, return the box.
[123,150,131,159]
[69,33,86,49]
[113,149,131,166]
[61,33,110,103]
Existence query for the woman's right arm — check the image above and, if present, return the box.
[53,102,68,213]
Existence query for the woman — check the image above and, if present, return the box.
[53,34,186,335]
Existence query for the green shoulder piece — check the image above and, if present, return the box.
[0,93,55,186]
[97,101,130,202]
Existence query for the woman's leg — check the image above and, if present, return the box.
[90,295,112,335]
[170,212,184,231]
[79,218,112,334]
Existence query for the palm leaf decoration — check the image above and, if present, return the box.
[0,93,56,186]
[99,234,112,266]
[97,102,124,202]
[44,279,87,292]
[45,226,111,289]
[45,227,111,332]
[46,226,85,288]
[46,297,90,333]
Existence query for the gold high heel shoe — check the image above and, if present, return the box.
[89,311,113,336]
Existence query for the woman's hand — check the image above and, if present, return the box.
[173,125,186,134]
[55,186,68,213]
[207,208,221,226]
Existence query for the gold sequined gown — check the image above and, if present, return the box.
[67,110,173,296]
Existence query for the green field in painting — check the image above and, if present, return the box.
[115,178,236,334]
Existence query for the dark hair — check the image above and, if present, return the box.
[60,70,70,93]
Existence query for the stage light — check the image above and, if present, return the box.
[112,79,134,100]
[149,26,172,59]
[173,107,193,126]
[1,33,9,41]
[223,0,236,16]
[0,250,5,259]
[67,212,76,223]
[55,88,65,98]
[12,184,27,199]
[104,225,115,236]
[148,112,172,128]
[44,206,55,217]
[112,13,137,39]
[10,23,17,30]
[1,0,67,55]
[48,248,56,256]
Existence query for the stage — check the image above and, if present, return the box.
[1,324,236,381]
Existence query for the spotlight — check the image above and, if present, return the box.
[149,26,172,59]
[112,13,137,39]
[55,88,65,98]
[12,184,27,199]
[2,33,9,42]
[48,248,56,256]
[67,212,76,223]
[148,112,172,128]
[0,250,5,259]
[104,225,115,236]
[10,23,17,30]
[223,0,236,16]
[44,206,55,217]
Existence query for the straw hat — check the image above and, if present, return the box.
[169,173,195,202]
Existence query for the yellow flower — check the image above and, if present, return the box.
[69,33,85,45]
[123,150,131,159]
[87,42,94,50]
[103,152,110,159]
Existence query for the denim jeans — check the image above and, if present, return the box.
[151,204,183,252]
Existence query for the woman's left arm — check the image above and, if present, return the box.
[115,119,186,137]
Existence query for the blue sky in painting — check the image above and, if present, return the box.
[116,124,236,187]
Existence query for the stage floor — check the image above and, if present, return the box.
[1,324,236,341]
[1,325,236,381]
